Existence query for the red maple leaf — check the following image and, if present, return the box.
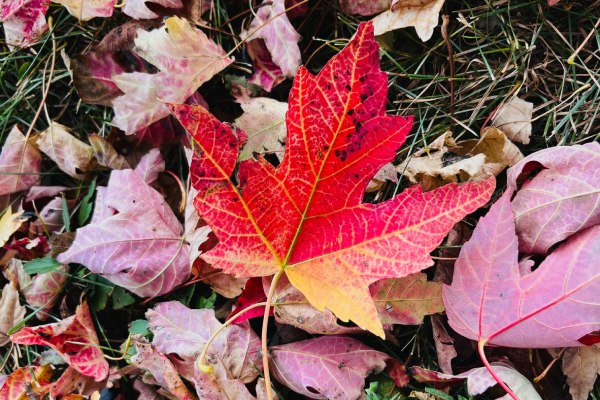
[170,22,494,336]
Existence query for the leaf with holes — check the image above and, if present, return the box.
[172,22,494,336]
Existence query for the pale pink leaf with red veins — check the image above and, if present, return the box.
[10,302,109,381]
[51,0,114,21]
[270,336,388,399]
[134,148,164,184]
[130,338,195,400]
[122,0,182,19]
[171,22,495,336]
[246,39,285,92]
[241,0,301,77]
[443,189,600,348]
[339,0,391,16]
[22,265,69,321]
[0,365,52,400]
[112,17,232,134]
[507,142,600,254]
[0,126,41,196]
[57,166,190,298]
[1,0,49,48]
[371,273,445,325]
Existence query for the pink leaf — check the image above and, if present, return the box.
[122,0,182,19]
[443,190,600,348]
[1,0,49,48]
[57,166,189,297]
[10,302,109,381]
[507,142,600,254]
[0,126,41,196]
[270,336,388,399]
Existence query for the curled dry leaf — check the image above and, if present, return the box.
[561,345,600,400]
[491,97,533,144]
[0,365,52,400]
[11,302,109,381]
[443,189,600,348]
[52,0,114,21]
[507,142,600,254]
[372,0,446,42]
[245,39,285,92]
[397,128,522,191]
[89,134,131,170]
[241,0,301,77]
[112,16,232,134]
[57,164,190,297]
[270,336,388,399]
[123,0,182,19]
[0,283,26,346]
[0,208,26,247]
[0,126,41,196]
[0,0,50,48]
[172,22,494,336]
[37,122,95,179]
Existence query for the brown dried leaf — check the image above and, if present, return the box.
[37,122,95,179]
[89,134,130,170]
[372,0,446,41]
[0,283,25,346]
[491,97,533,144]
[562,345,600,400]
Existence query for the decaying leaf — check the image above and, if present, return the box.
[11,302,109,381]
[51,0,114,21]
[0,283,26,346]
[507,142,600,254]
[270,336,388,399]
[122,0,182,19]
[0,208,26,247]
[0,0,50,48]
[245,39,285,92]
[241,0,301,78]
[89,134,131,170]
[372,0,446,42]
[37,122,95,179]
[236,97,287,161]
[561,345,600,400]
[397,128,522,191]
[443,189,600,348]
[431,315,456,374]
[370,273,444,325]
[339,0,391,16]
[112,16,232,134]
[57,157,190,297]
[0,126,41,196]
[0,365,52,400]
[492,97,533,145]
[172,22,494,336]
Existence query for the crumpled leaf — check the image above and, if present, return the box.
[507,142,600,254]
[123,0,182,19]
[0,365,52,400]
[0,0,50,48]
[0,283,26,346]
[130,338,195,400]
[146,301,261,399]
[0,126,41,196]
[51,0,114,21]
[270,336,388,399]
[0,208,26,247]
[57,157,189,297]
[112,16,232,134]
[246,39,285,92]
[89,134,131,170]
[370,273,444,325]
[11,302,109,380]
[561,345,600,400]
[397,128,522,191]
[492,97,533,144]
[372,0,446,42]
[236,97,287,161]
[443,189,600,348]
[172,22,494,336]
[37,122,95,179]
[240,0,301,77]
[339,0,391,16]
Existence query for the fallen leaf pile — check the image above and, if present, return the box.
[0,1,598,399]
